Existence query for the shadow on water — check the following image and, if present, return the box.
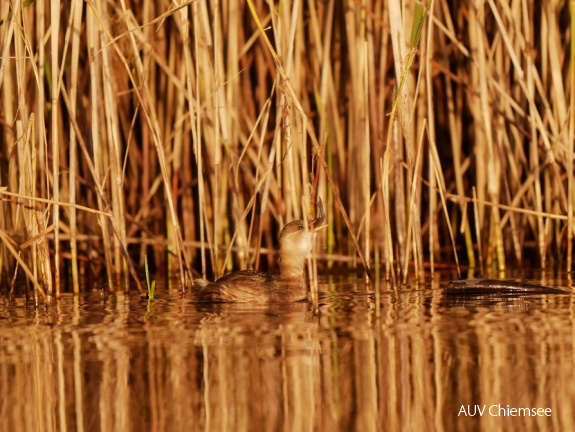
[0,271,574,431]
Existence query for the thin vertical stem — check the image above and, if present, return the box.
[50,0,61,296]
[568,0,575,270]
[68,0,83,293]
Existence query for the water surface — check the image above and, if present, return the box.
[1,272,574,431]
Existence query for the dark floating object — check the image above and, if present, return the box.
[446,279,570,296]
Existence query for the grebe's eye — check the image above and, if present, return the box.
[299,225,303,230]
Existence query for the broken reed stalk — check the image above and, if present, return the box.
[1,1,575,301]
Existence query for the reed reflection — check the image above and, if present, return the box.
[0,278,573,431]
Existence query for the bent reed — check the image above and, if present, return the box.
[0,0,573,301]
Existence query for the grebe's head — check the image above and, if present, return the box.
[279,220,314,257]
[279,198,327,258]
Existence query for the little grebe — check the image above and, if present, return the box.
[195,201,326,303]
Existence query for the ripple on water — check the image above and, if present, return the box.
[0,272,573,431]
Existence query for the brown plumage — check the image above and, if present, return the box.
[195,202,326,303]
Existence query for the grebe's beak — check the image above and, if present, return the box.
[310,197,327,232]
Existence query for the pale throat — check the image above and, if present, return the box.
[279,252,308,280]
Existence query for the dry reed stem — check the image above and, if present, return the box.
[0,188,113,217]
[85,4,114,288]
[569,0,575,270]
[402,123,426,283]
[472,187,484,274]
[429,133,461,278]
[68,0,83,293]
[50,0,60,297]
[424,4,439,274]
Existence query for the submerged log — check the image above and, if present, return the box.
[445,279,569,295]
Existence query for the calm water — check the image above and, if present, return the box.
[1,272,574,432]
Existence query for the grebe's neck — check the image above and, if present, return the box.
[279,252,307,281]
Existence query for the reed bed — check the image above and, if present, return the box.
[0,0,573,300]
